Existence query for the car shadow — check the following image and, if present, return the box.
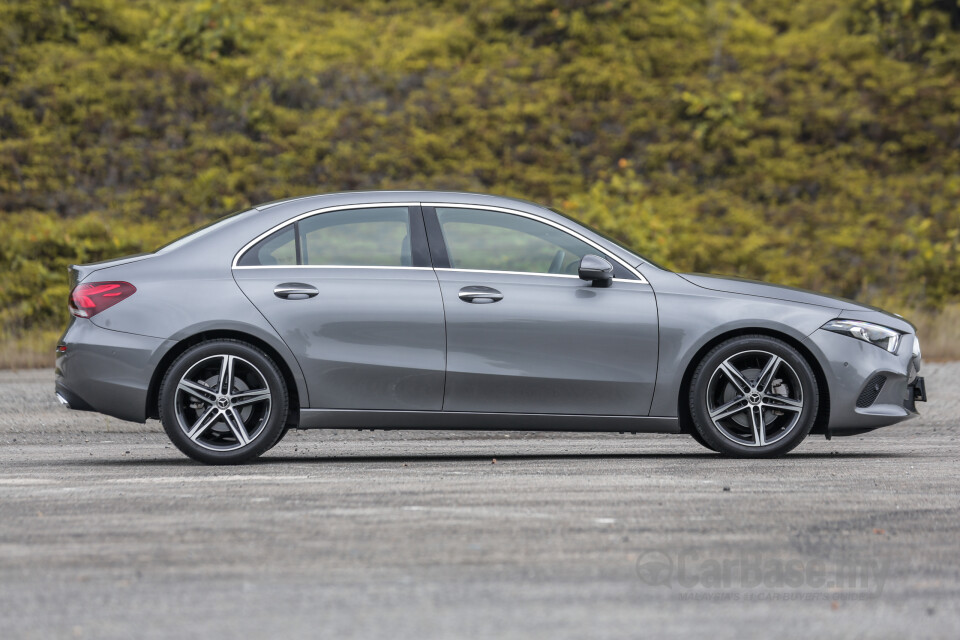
[258,451,913,464]
[53,450,914,467]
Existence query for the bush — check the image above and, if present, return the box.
[1,0,958,356]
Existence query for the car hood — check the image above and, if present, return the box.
[677,273,907,322]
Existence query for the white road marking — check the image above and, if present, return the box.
[102,475,315,484]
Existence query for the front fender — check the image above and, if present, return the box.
[644,271,841,417]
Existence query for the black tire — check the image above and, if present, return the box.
[688,335,818,457]
[687,426,720,452]
[159,339,289,464]
[267,425,292,452]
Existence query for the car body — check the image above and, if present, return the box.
[55,191,926,462]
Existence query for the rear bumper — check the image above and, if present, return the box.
[56,318,170,423]
[803,328,924,436]
[54,386,95,412]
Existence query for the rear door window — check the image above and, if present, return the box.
[298,207,411,267]
[237,207,415,267]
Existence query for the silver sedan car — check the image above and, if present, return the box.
[56,191,926,463]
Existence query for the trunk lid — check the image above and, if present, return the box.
[69,254,152,288]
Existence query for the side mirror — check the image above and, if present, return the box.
[578,254,614,287]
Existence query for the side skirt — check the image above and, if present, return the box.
[297,409,680,433]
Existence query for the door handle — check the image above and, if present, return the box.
[274,283,319,299]
[458,286,503,303]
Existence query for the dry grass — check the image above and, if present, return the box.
[906,304,960,362]
[1,305,957,370]
[0,329,58,370]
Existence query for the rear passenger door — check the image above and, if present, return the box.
[232,204,447,411]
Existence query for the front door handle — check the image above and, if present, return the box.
[274,283,319,299]
[458,286,503,303]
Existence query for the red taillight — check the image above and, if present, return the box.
[69,281,137,318]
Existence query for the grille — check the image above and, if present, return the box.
[856,374,887,408]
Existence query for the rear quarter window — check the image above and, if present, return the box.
[237,225,297,266]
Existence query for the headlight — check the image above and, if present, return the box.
[821,319,902,353]
[912,335,921,374]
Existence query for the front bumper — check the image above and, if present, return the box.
[905,375,927,412]
[56,318,170,423]
[803,328,924,436]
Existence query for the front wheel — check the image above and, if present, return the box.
[688,335,819,457]
[159,340,289,464]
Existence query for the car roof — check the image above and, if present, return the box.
[254,190,554,217]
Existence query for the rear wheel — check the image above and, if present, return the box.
[267,425,292,451]
[159,340,289,464]
[689,335,818,457]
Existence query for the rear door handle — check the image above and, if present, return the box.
[458,286,503,303]
[274,283,319,299]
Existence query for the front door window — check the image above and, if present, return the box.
[435,207,598,276]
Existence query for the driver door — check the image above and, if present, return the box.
[423,205,659,416]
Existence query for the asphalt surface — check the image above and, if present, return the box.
[1,365,959,639]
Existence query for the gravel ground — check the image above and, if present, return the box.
[0,365,958,639]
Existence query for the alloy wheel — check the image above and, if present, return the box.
[705,349,805,448]
[174,354,272,452]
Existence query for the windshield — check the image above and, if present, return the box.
[153,208,253,253]
[548,207,669,271]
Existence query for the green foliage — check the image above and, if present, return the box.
[148,1,252,60]
[1,0,959,346]
[0,211,162,332]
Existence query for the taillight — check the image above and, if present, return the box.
[69,281,137,318]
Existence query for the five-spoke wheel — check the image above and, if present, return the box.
[160,340,289,464]
[175,354,273,451]
[689,335,818,456]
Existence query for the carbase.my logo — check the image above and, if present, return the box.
[635,549,888,596]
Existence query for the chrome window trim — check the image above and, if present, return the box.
[233,265,433,271]
[434,268,644,284]
[423,202,648,283]
[232,202,418,269]
[232,200,649,284]
[436,268,578,279]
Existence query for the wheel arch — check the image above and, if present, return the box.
[146,329,303,425]
[676,328,830,436]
